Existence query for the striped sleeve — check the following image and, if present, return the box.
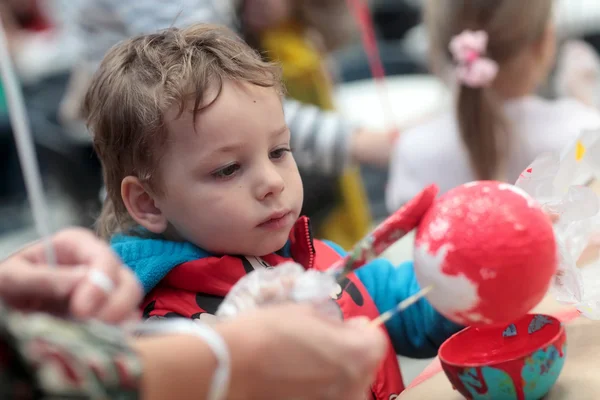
[284,99,355,176]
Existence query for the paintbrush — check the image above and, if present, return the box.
[371,285,435,326]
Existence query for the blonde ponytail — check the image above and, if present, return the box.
[457,86,507,180]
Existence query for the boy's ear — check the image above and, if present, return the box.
[121,176,168,234]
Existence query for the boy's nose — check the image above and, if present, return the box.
[255,165,285,200]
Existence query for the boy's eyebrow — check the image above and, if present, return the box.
[211,125,289,154]
[271,125,289,137]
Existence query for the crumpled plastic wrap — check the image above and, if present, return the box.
[216,262,342,320]
[515,131,600,318]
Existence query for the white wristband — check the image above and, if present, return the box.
[131,319,230,400]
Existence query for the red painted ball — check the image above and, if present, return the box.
[414,181,557,327]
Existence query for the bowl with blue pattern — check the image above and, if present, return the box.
[439,313,566,400]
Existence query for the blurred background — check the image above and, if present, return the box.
[1,0,600,260]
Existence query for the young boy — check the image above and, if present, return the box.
[85,24,461,399]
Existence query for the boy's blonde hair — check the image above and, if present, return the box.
[424,0,553,180]
[84,24,283,239]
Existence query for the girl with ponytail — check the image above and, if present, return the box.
[387,0,600,211]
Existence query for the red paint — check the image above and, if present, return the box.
[472,367,490,394]
[440,314,566,400]
[415,181,557,326]
[32,341,82,385]
[441,366,471,398]
[518,168,533,180]
[491,361,526,399]
[554,332,567,357]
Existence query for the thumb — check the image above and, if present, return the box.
[49,267,89,298]
[344,316,372,328]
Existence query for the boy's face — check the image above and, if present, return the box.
[156,80,303,256]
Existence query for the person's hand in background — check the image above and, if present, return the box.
[351,108,440,168]
[350,126,399,168]
[0,228,143,323]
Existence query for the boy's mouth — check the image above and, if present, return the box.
[258,210,292,229]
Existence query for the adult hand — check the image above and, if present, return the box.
[0,228,143,323]
[350,108,442,168]
[221,304,387,400]
[350,126,399,168]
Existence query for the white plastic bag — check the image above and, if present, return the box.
[216,262,341,320]
[516,134,600,317]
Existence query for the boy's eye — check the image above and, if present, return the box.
[270,147,291,160]
[212,164,240,179]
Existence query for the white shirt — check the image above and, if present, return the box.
[386,96,600,211]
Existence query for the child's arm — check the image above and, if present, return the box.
[354,259,463,358]
[284,99,397,174]
[325,241,462,358]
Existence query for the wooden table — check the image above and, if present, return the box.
[399,296,600,399]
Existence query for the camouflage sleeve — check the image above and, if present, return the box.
[0,303,142,399]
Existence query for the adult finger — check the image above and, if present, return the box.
[308,316,383,400]
[18,228,122,273]
[339,318,388,381]
[47,229,123,318]
[0,261,86,309]
[84,267,144,324]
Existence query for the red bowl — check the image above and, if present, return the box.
[439,314,566,400]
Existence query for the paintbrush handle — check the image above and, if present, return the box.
[371,285,434,326]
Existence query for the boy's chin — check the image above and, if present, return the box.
[253,231,290,257]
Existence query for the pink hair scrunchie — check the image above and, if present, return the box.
[449,30,499,88]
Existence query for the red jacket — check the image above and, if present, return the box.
[115,217,405,399]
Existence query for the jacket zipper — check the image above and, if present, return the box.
[303,219,315,270]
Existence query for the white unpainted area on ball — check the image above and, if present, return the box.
[413,242,480,317]
[463,182,478,188]
[498,183,537,207]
